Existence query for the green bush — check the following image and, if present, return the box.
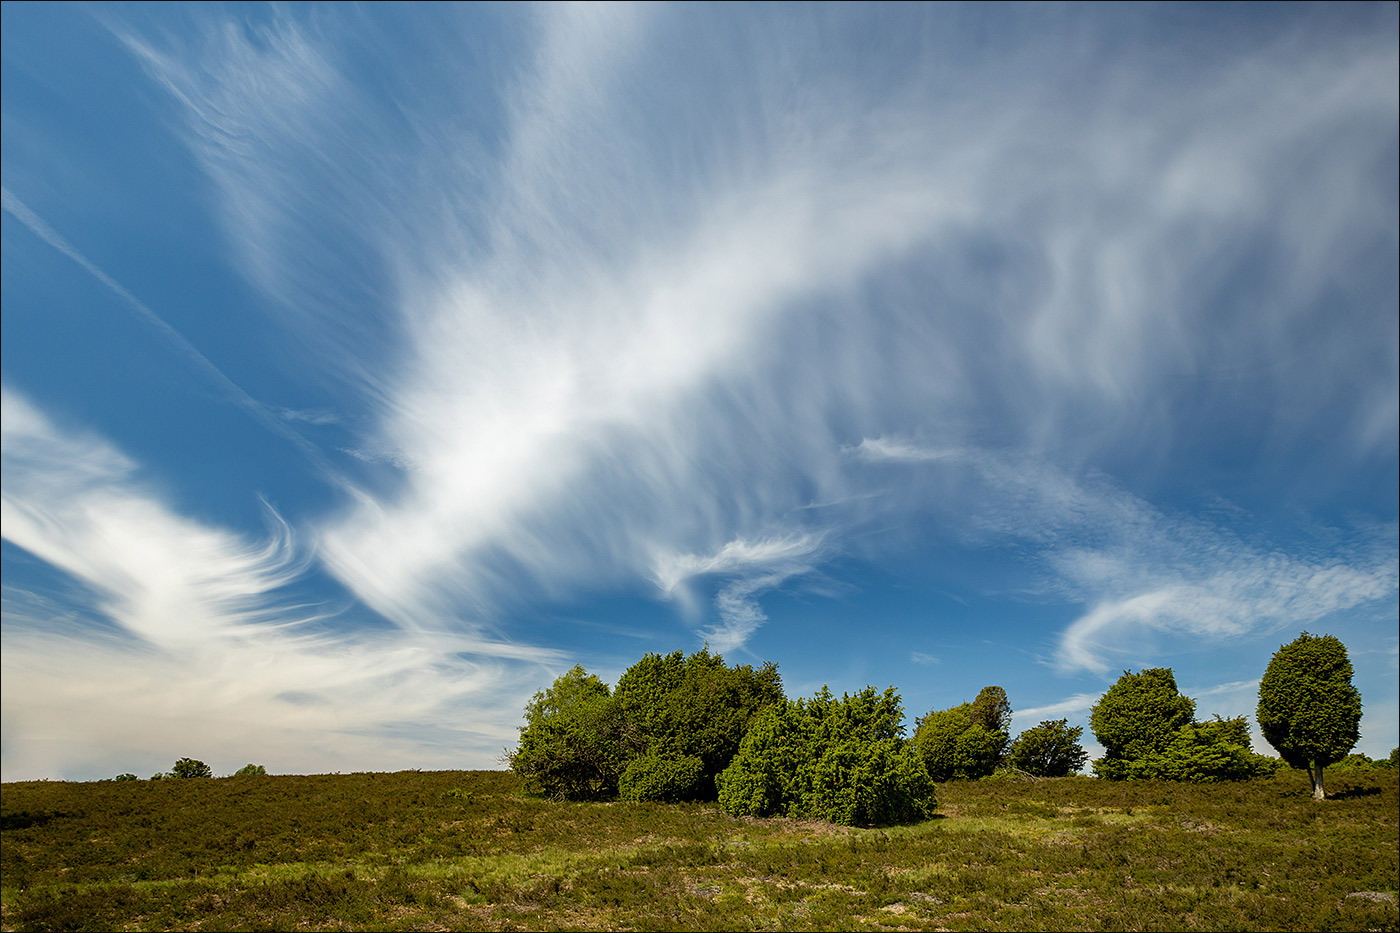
[1091,668,1195,779]
[619,754,704,802]
[1006,719,1088,777]
[613,648,783,800]
[508,665,627,800]
[718,686,936,826]
[509,649,784,803]
[170,758,213,779]
[1257,632,1362,799]
[914,686,1011,781]
[232,764,268,777]
[113,773,139,782]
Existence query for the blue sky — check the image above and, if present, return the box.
[2,2,1396,781]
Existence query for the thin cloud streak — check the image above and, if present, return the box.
[0,187,335,476]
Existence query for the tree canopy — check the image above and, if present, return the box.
[1257,632,1362,799]
[508,650,783,803]
[914,686,1012,781]
[1006,719,1088,777]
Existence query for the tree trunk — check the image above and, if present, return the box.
[1309,761,1326,800]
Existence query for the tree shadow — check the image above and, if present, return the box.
[1328,785,1381,800]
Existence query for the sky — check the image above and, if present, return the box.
[2,1,1396,782]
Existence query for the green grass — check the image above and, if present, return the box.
[2,769,1396,931]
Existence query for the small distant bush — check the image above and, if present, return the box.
[1006,719,1088,777]
[169,758,213,779]
[113,773,139,782]
[232,763,268,777]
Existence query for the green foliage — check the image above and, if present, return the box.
[718,686,936,825]
[169,758,213,779]
[113,773,139,782]
[1257,632,1362,798]
[914,686,1012,781]
[613,648,784,800]
[1090,668,1196,779]
[233,763,268,777]
[508,665,627,800]
[618,754,704,803]
[1007,719,1088,777]
[1113,720,1256,783]
[509,649,783,803]
[970,685,1012,734]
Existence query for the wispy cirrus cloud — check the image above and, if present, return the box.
[115,4,1396,656]
[0,388,559,780]
[859,436,1399,674]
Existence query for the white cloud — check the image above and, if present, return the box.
[0,389,560,781]
[110,6,1396,692]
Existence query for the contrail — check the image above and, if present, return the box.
[2,186,337,477]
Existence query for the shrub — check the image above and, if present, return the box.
[1090,668,1195,780]
[509,649,784,803]
[170,758,213,779]
[718,686,936,825]
[113,773,139,782]
[619,754,704,802]
[233,764,268,777]
[1007,719,1088,777]
[508,665,627,800]
[613,648,783,800]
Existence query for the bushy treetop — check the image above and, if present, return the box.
[1257,632,1361,771]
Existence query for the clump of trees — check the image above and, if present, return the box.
[1257,632,1362,800]
[150,758,214,780]
[509,649,782,803]
[1090,668,1279,782]
[509,650,936,824]
[507,631,1371,815]
[718,686,936,825]
[914,686,1012,780]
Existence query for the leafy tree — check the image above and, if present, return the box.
[970,685,1012,734]
[113,773,139,782]
[613,648,783,801]
[914,686,1012,781]
[718,686,936,825]
[232,763,267,777]
[1090,668,1195,780]
[508,665,627,800]
[169,758,213,779]
[1257,632,1362,800]
[1006,719,1088,777]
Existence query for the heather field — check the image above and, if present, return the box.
[2,769,1396,932]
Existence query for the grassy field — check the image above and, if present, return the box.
[2,768,1396,931]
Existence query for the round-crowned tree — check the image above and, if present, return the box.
[169,757,213,779]
[1089,668,1195,780]
[1257,632,1361,800]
